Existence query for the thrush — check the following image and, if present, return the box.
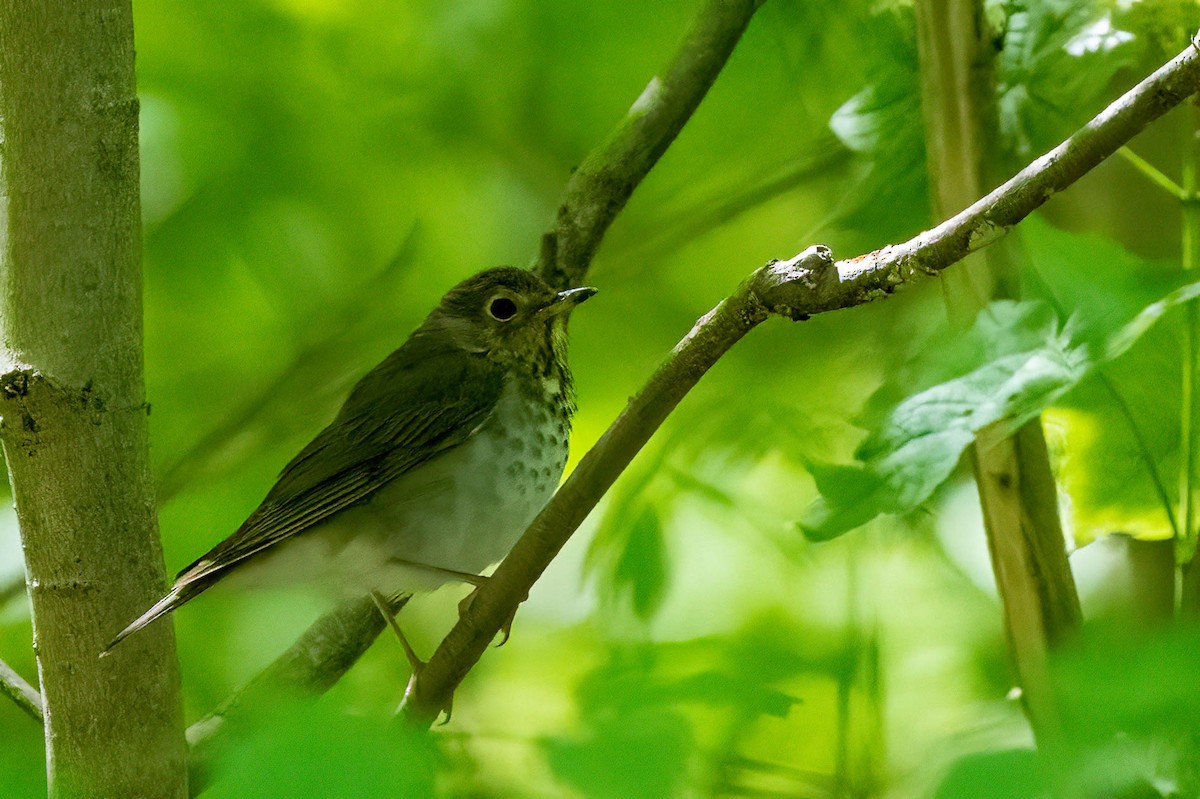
[106,266,595,653]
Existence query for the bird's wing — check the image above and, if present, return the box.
[104,338,505,653]
[178,338,506,586]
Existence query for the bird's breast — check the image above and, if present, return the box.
[331,376,571,589]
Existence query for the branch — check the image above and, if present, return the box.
[0,656,42,723]
[400,37,1200,724]
[188,0,765,741]
[536,0,764,289]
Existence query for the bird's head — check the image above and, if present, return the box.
[420,267,596,368]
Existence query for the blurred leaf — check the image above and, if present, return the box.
[204,703,439,799]
[1048,624,1200,796]
[543,709,693,799]
[1021,216,1193,540]
[798,461,888,542]
[612,504,669,621]
[0,716,45,799]
[1055,625,1200,744]
[998,0,1139,156]
[934,748,1046,799]
[826,8,929,244]
[1053,339,1182,541]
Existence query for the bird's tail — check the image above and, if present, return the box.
[100,584,191,657]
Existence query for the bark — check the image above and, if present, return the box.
[0,3,188,797]
[914,0,1081,747]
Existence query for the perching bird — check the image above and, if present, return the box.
[105,266,595,653]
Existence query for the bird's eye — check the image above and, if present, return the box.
[488,296,518,321]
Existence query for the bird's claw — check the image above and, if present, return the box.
[457,585,522,647]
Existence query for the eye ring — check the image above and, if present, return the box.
[488,296,519,322]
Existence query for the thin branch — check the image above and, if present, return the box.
[0,656,42,723]
[1117,146,1187,200]
[187,0,766,747]
[400,37,1200,724]
[1178,98,1200,611]
[536,0,765,290]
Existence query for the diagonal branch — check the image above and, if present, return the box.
[0,655,42,723]
[400,36,1200,724]
[536,0,765,290]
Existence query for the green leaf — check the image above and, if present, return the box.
[205,703,439,799]
[797,461,888,542]
[1021,216,1197,540]
[802,281,1200,541]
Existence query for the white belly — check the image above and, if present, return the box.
[229,379,569,597]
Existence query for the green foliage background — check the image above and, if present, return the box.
[3,0,1200,796]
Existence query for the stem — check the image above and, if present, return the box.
[1118,146,1188,199]
[914,0,1080,750]
[1180,100,1200,612]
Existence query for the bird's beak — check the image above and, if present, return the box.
[542,286,598,316]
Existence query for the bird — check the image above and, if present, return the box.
[105,266,595,655]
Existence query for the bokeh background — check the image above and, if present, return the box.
[4,0,1200,796]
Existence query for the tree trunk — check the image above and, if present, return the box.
[914,0,1082,749]
[0,3,188,797]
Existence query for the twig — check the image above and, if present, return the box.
[400,37,1200,724]
[1117,146,1187,200]
[536,0,765,290]
[1180,100,1200,612]
[0,656,42,723]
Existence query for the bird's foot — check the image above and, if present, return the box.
[371,591,456,724]
[370,591,426,675]
[457,584,527,647]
